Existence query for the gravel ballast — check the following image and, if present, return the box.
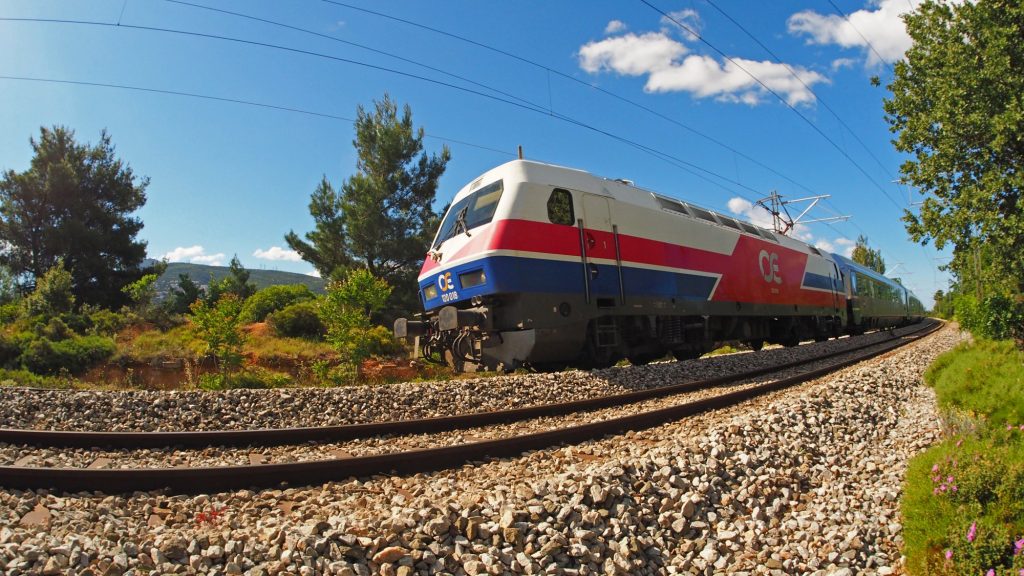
[1,329,906,433]
[0,323,960,575]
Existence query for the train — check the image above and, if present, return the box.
[394,160,925,371]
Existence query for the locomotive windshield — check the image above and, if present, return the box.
[432,179,503,248]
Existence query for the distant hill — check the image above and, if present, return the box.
[153,262,326,299]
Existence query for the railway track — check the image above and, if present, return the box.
[0,319,940,493]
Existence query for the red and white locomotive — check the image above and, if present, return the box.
[394,160,923,371]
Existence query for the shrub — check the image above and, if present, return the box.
[0,302,21,324]
[189,294,246,381]
[903,339,1024,575]
[39,317,73,341]
[954,293,1024,341]
[239,284,315,324]
[0,335,21,368]
[87,307,127,336]
[23,259,74,318]
[267,301,325,339]
[198,368,292,390]
[319,269,392,363]
[19,335,116,375]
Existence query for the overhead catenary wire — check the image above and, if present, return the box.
[641,0,904,212]
[316,0,837,202]
[701,0,908,211]
[0,75,517,157]
[0,16,764,202]
[826,0,894,68]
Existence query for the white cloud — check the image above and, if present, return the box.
[161,245,226,266]
[306,269,322,278]
[579,32,688,76]
[787,0,942,66]
[831,57,858,70]
[253,246,302,262]
[604,19,627,35]
[579,30,827,106]
[659,9,702,41]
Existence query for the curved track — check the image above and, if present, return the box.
[0,320,940,493]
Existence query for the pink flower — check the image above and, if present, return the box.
[968,521,977,543]
[951,485,958,492]
[933,487,940,495]
[1019,424,1024,431]
[956,439,963,447]
[947,476,954,483]
[1015,536,1024,554]
[1008,423,1014,430]
[932,463,940,472]
[986,570,994,576]
[944,549,953,560]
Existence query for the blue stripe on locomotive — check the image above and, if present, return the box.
[420,256,718,310]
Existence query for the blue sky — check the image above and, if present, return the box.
[0,0,949,305]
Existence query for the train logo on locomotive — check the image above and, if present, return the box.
[759,250,783,284]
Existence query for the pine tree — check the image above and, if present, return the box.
[286,94,450,316]
[0,126,150,308]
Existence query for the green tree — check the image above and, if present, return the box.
[285,94,450,316]
[851,235,886,274]
[318,268,394,366]
[206,255,256,304]
[0,126,150,308]
[189,294,246,387]
[885,0,1024,296]
[0,264,17,306]
[23,259,74,318]
[169,273,205,315]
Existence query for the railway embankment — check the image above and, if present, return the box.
[0,323,960,575]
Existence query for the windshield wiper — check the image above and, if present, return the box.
[454,206,472,238]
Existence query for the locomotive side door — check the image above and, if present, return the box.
[581,194,619,306]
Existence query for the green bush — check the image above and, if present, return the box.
[924,340,1024,427]
[267,301,325,339]
[0,335,21,368]
[87,308,127,336]
[0,302,21,324]
[39,317,73,341]
[0,367,74,388]
[954,293,1024,341]
[198,368,292,390]
[903,339,1024,575]
[19,335,116,375]
[239,284,315,324]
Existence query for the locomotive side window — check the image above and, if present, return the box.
[547,188,575,225]
[688,205,718,224]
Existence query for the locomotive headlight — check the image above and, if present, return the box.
[459,269,487,289]
[423,284,439,300]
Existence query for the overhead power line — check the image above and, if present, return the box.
[0,75,517,157]
[316,0,833,201]
[0,16,764,201]
[641,0,904,211]
[826,0,893,68]
[701,0,907,212]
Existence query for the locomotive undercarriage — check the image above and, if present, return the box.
[396,292,849,372]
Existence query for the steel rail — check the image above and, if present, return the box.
[0,320,940,493]
[1,323,930,449]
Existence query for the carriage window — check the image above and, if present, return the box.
[655,195,686,214]
[547,188,575,225]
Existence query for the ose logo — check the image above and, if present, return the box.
[758,250,782,284]
[437,272,454,292]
